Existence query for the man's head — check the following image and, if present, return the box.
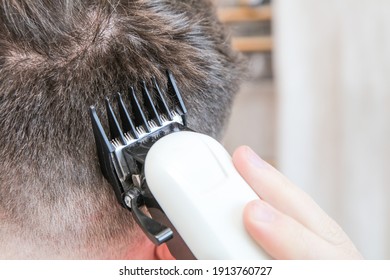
[0,0,243,258]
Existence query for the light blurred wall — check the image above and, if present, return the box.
[274,0,390,259]
[218,0,275,163]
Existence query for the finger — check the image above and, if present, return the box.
[244,199,355,259]
[233,146,349,246]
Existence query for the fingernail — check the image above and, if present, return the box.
[248,200,275,223]
[245,146,268,169]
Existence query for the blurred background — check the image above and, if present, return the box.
[215,0,390,259]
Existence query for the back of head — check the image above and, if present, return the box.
[0,0,243,258]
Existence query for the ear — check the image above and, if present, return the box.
[155,243,175,260]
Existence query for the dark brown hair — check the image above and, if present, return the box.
[0,0,243,258]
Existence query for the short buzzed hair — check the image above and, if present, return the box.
[0,0,243,258]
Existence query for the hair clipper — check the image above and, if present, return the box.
[89,71,269,259]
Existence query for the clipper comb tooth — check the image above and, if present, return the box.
[89,106,115,153]
[141,81,163,126]
[105,98,127,145]
[116,92,139,139]
[152,77,173,121]
[129,86,151,133]
[89,106,123,201]
[167,70,187,117]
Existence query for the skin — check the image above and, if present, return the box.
[233,146,363,260]
[132,241,174,260]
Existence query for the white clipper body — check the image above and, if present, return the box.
[145,131,269,260]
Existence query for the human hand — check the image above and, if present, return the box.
[232,146,363,259]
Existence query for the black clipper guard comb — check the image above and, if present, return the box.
[89,71,192,255]
[90,71,270,260]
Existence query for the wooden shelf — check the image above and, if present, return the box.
[217,5,272,23]
[231,36,272,52]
